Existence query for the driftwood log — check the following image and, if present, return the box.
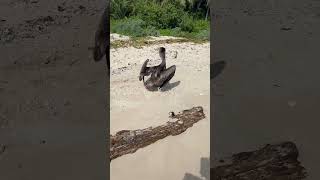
[110,106,205,161]
[211,141,307,180]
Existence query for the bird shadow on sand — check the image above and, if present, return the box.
[211,61,226,79]
[183,157,210,180]
[160,81,181,92]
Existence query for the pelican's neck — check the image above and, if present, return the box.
[160,54,166,67]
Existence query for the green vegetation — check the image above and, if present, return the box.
[110,0,210,40]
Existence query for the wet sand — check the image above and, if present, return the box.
[0,0,108,179]
[212,0,320,179]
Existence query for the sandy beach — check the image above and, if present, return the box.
[110,38,210,180]
[0,0,108,179]
[4,0,320,179]
[212,0,320,179]
[0,0,211,178]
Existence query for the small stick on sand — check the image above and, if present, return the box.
[110,106,205,161]
[211,141,307,179]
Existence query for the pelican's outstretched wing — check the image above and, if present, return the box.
[139,59,150,81]
[157,65,176,88]
[139,59,159,81]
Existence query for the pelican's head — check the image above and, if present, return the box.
[159,47,166,60]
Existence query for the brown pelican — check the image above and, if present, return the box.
[93,6,110,72]
[139,47,176,91]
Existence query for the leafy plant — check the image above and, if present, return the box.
[179,14,195,32]
[111,0,133,19]
[111,18,160,37]
[110,0,210,40]
[133,1,185,29]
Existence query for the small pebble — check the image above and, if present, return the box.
[288,100,296,107]
[64,101,71,106]
[79,5,86,10]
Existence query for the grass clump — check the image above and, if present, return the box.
[111,18,160,37]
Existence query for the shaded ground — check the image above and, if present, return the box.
[0,0,108,179]
[212,0,320,179]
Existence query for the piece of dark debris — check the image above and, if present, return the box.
[58,5,65,12]
[17,164,23,169]
[281,27,292,31]
[173,51,178,58]
[64,100,71,106]
[169,111,175,118]
[88,81,97,85]
[69,59,79,66]
[78,5,86,10]
[0,144,6,154]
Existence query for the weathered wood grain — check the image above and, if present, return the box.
[110,106,206,161]
[211,142,307,180]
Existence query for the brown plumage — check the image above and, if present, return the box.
[139,47,176,91]
[93,6,110,71]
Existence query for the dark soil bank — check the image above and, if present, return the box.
[212,0,320,179]
[0,0,109,179]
